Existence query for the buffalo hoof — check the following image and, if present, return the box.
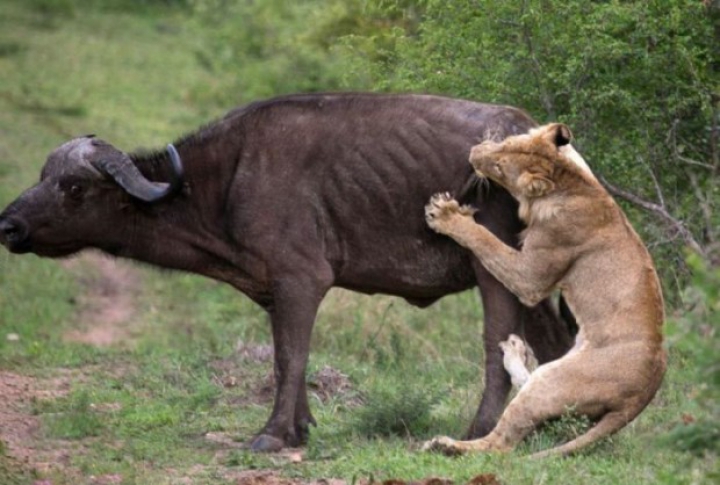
[249,434,285,453]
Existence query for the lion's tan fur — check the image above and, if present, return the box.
[423,123,666,458]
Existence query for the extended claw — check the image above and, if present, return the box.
[425,192,475,220]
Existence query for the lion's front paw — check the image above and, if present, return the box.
[421,435,466,457]
[425,193,475,234]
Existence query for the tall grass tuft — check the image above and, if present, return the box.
[353,373,444,439]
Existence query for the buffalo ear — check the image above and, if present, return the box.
[518,172,555,198]
[541,123,573,147]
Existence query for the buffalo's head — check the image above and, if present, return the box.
[0,136,183,257]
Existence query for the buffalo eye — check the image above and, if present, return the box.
[59,178,87,201]
[69,184,84,199]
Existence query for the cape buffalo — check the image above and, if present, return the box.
[0,93,574,451]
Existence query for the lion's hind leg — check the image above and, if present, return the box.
[492,347,657,458]
[423,351,616,456]
[528,345,667,458]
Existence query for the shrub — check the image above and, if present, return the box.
[665,254,720,454]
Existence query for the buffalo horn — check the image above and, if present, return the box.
[93,144,184,203]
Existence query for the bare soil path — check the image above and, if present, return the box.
[62,252,141,347]
[0,252,143,483]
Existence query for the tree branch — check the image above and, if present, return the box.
[599,176,707,257]
[678,155,716,171]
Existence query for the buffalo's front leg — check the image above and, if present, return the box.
[468,265,518,438]
[249,274,328,452]
[466,201,523,439]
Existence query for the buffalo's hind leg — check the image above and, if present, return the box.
[249,270,331,452]
[522,298,574,364]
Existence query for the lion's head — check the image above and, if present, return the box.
[469,123,593,202]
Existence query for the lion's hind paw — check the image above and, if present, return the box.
[499,334,527,360]
[421,436,466,457]
[500,334,537,389]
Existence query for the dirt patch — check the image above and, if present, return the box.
[0,369,88,478]
[209,471,502,485]
[0,251,142,481]
[307,365,359,405]
[230,470,346,485]
[0,372,43,466]
[235,341,275,364]
[61,251,141,347]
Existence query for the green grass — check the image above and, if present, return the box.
[0,1,716,484]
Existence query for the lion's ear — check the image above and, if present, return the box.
[540,123,573,147]
[518,172,555,198]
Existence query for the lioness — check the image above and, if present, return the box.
[423,123,667,458]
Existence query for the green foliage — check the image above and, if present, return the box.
[349,322,461,440]
[338,0,720,296]
[185,0,363,105]
[665,254,720,455]
[0,257,78,366]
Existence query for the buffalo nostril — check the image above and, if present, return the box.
[0,218,26,244]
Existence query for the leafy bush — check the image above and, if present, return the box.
[337,0,719,298]
[665,254,720,455]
